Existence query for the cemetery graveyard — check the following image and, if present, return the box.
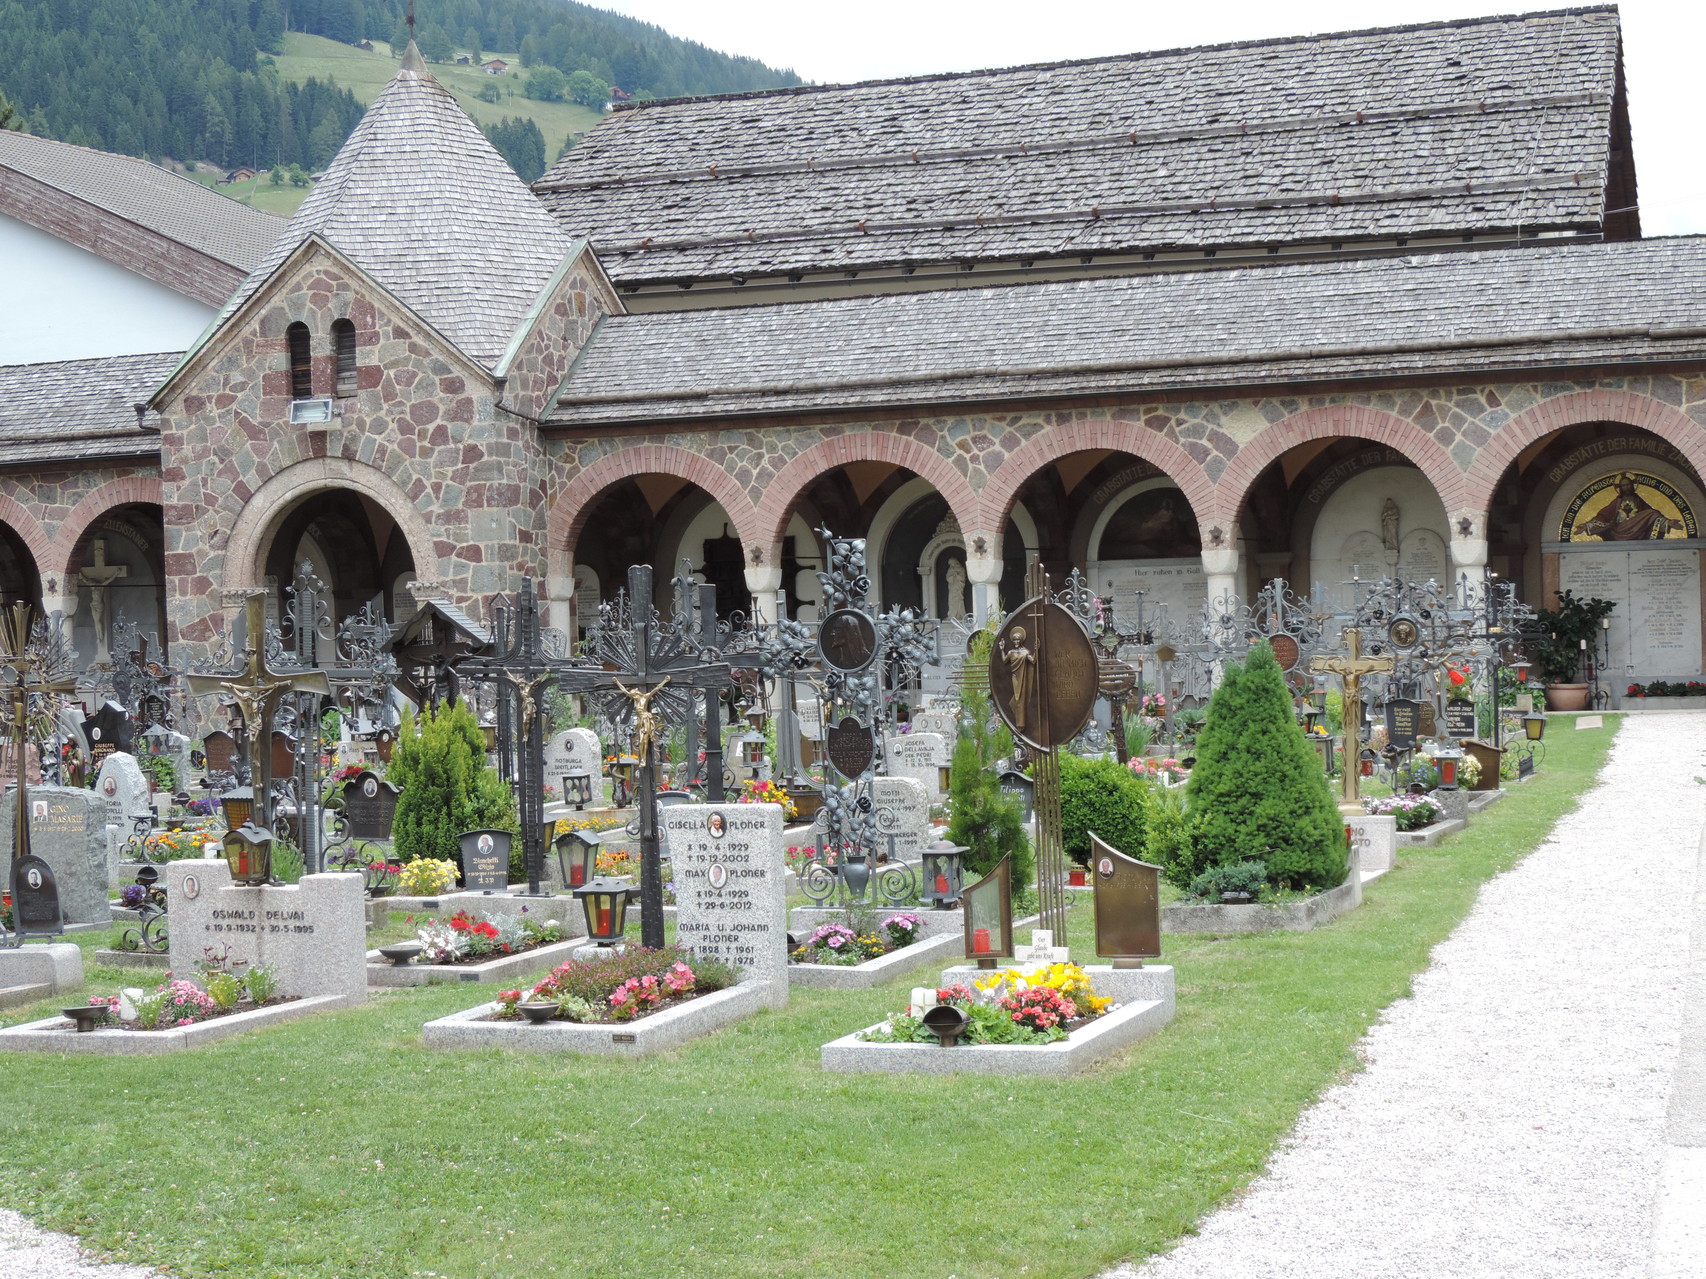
[0,517,1637,1277]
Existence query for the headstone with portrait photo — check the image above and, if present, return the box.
[458,829,511,893]
[343,770,400,840]
[94,752,152,830]
[663,802,788,1008]
[884,731,949,797]
[0,785,113,924]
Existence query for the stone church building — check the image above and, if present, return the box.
[3,5,1704,696]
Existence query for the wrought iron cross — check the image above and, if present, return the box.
[561,565,733,948]
[185,594,331,831]
[2,604,79,939]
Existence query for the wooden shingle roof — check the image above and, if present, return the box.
[219,45,573,366]
[537,7,1631,288]
[0,352,177,466]
[550,237,1706,424]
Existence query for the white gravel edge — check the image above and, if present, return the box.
[1107,712,1706,1279]
[0,1207,165,1278]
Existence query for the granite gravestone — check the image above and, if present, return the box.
[998,768,1036,822]
[1383,700,1420,752]
[885,731,949,797]
[663,802,788,1009]
[343,771,400,840]
[873,776,931,861]
[0,786,114,924]
[201,730,236,776]
[795,696,824,742]
[94,753,152,829]
[165,860,366,1001]
[545,728,602,792]
[1445,703,1477,738]
[1345,814,1397,874]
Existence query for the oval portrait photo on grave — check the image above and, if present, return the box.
[477,834,494,855]
[363,777,378,798]
[707,812,726,838]
[708,863,728,889]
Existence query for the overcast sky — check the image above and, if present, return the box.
[593,1,1705,235]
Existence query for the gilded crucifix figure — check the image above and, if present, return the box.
[615,676,671,760]
[1310,626,1396,815]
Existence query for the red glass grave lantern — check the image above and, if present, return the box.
[572,877,634,945]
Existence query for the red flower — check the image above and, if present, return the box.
[1447,667,1466,686]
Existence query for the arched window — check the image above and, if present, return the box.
[286,322,312,400]
[332,318,357,396]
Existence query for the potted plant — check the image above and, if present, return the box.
[1531,590,1616,711]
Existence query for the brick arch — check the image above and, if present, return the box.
[224,458,438,592]
[46,474,164,579]
[1463,389,1706,517]
[974,416,1214,546]
[549,445,765,578]
[758,432,980,549]
[1208,405,1467,532]
[0,492,52,584]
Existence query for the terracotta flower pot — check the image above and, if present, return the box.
[1544,683,1591,712]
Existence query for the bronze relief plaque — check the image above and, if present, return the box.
[818,609,877,673]
[988,598,1099,750]
[1268,634,1300,671]
[825,717,876,781]
[1090,833,1161,960]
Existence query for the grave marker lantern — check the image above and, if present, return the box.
[1524,712,1547,741]
[572,876,634,945]
[960,854,1013,969]
[550,823,598,890]
[221,822,273,886]
[736,729,766,775]
[937,763,953,793]
[920,837,967,909]
[218,786,254,831]
[1433,740,1464,789]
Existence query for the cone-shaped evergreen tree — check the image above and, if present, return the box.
[1183,641,1347,890]
[390,700,517,864]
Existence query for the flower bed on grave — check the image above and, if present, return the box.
[413,910,570,965]
[1362,792,1443,831]
[368,909,582,986]
[422,948,771,1058]
[485,948,736,1025]
[790,912,922,966]
[860,964,1114,1046]
[0,962,349,1056]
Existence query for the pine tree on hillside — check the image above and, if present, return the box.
[1183,641,1347,890]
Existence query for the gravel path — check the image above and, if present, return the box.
[1110,712,1706,1279]
[0,1208,164,1278]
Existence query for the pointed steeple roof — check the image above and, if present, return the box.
[219,44,571,366]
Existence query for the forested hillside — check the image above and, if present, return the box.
[0,0,799,174]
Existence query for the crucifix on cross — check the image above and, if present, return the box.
[1310,626,1396,815]
[561,565,733,949]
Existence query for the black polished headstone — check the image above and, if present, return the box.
[997,768,1035,822]
[1383,699,1420,752]
[1445,703,1477,738]
[344,771,400,840]
[458,829,511,893]
[82,701,132,765]
[11,853,62,936]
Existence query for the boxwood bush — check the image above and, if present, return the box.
[1059,753,1149,867]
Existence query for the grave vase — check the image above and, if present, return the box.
[1544,683,1591,712]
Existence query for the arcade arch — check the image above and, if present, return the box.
[62,504,166,665]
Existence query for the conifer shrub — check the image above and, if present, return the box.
[1139,783,1191,887]
[1183,641,1347,891]
[945,627,1032,891]
[1058,754,1149,867]
[389,701,518,867]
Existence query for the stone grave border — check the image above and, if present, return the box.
[1395,818,1468,849]
[1161,849,1364,934]
[0,943,82,1008]
[1467,789,1506,814]
[386,893,585,929]
[422,979,774,1057]
[0,992,360,1056]
[94,948,171,969]
[366,936,587,987]
[821,964,1175,1077]
[787,908,1041,990]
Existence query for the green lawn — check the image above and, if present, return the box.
[0,719,1618,1279]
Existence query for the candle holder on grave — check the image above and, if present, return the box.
[549,823,598,891]
[572,877,634,947]
[736,730,766,778]
[920,838,967,909]
[1523,712,1546,741]
[1432,740,1464,790]
[222,823,274,886]
[562,770,594,810]
[961,855,1014,969]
